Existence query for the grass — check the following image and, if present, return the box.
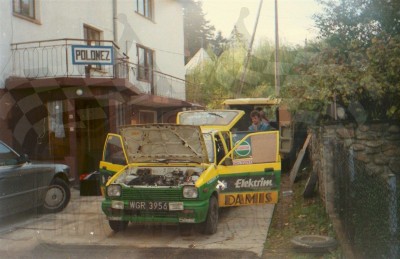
[263,165,343,258]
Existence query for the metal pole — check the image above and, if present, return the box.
[274,0,280,96]
[113,0,118,43]
[236,0,264,97]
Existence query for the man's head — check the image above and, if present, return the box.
[250,110,261,125]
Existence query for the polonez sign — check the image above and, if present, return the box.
[72,45,114,65]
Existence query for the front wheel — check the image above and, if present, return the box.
[109,220,128,232]
[42,178,71,213]
[201,195,219,235]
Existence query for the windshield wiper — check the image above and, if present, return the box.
[208,112,223,118]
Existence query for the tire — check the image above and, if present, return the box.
[291,235,337,253]
[303,171,318,198]
[42,178,71,213]
[201,195,219,235]
[109,220,128,232]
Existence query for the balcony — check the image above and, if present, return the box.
[10,38,186,100]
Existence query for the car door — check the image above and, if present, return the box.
[98,134,128,194]
[0,142,34,217]
[216,130,281,207]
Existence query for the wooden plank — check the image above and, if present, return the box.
[289,133,312,186]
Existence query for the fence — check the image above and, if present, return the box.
[331,141,399,259]
[10,38,188,100]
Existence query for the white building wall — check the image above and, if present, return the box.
[0,0,186,100]
[117,0,186,100]
[0,1,14,89]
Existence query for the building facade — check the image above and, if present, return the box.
[0,0,194,181]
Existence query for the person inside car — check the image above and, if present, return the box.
[248,110,272,131]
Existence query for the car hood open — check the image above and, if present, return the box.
[119,124,209,164]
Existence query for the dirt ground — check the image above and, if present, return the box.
[262,167,341,259]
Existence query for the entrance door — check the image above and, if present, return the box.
[75,99,109,175]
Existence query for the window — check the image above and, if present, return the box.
[47,101,65,139]
[83,25,103,70]
[47,100,68,158]
[138,110,156,124]
[13,0,36,19]
[137,45,153,82]
[0,143,18,166]
[84,25,102,46]
[104,136,125,165]
[134,0,153,19]
[116,102,127,129]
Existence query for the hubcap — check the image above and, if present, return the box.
[45,186,65,208]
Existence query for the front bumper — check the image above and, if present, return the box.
[101,199,209,224]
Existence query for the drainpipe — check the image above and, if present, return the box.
[113,0,118,42]
[113,0,119,78]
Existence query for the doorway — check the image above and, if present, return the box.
[75,99,109,175]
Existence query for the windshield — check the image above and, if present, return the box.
[178,110,242,126]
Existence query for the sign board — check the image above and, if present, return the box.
[71,45,114,65]
[219,191,278,207]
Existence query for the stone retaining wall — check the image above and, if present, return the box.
[309,122,400,206]
[309,122,400,258]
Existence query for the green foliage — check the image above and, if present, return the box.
[280,0,400,122]
[186,39,301,106]
[186,0,400,122]
[314,0,400,49]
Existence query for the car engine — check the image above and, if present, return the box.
[119,167,202,187]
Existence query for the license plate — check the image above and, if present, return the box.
[129,201,183,211]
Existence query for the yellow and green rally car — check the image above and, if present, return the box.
[101,110,281,234]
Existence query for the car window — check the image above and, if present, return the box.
[0,143,19,166]
[103,136,126,165]
[202,133,214,163]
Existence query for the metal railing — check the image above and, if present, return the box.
[10,38,188,100]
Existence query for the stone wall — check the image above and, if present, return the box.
[309,123,400,258]
[309,122,400,206]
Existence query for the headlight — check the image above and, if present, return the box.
[107,184,122,197]
[183,185,198,198]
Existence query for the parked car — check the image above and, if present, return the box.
[101,111,281,234]
[0,140,72,218]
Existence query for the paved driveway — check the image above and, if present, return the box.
[0,189,274,258]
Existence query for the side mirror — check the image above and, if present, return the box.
[19,154,30,163]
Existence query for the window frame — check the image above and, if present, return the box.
[13,0,40,23]
[134,0,153,20]
[83,24,104,71]
[136,44,154,82]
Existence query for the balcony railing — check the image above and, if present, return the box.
[10,38,187,100]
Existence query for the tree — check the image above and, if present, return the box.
[186,40,301,107]
[281,35,400,121]
[314,0,400,49]
[182,0,216,63]
[209,31,228,57]
[277,0,400,122]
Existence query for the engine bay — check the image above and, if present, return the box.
[115,166,204,187]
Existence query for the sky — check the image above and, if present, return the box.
[201,0,323,46]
